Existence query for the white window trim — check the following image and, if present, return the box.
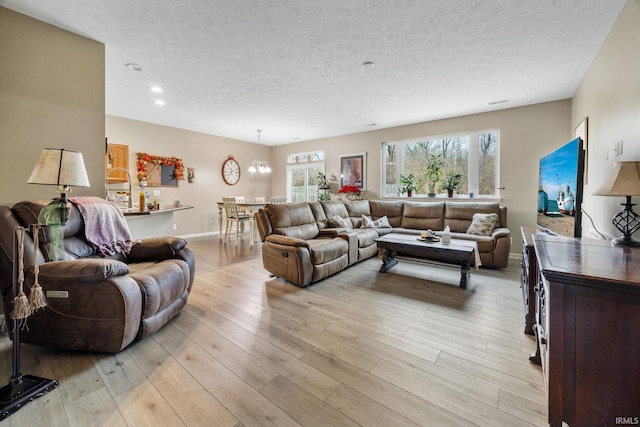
[381,129,500,199]
[286,161,326,202]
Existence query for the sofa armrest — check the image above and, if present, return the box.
[34,258,130,286]
[127,237,188,262]
[491,227,511,238]
[318,227,349,237]
[265,234,310,248]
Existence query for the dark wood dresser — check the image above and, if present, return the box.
[532,234,640,427]
[520,227,539,337]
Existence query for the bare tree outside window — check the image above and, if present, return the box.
[381,130,499,198]
[478,133,497,196]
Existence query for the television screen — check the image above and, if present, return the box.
[537,137,584,237]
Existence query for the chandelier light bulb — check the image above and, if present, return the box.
[247,130,271,174]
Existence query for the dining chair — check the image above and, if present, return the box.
[269,197,287,204]
[222,197,252,244]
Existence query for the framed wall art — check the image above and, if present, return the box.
[339,152,366,189]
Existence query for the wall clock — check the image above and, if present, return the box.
[222,155,240,185]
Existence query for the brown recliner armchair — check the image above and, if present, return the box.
[0,199,195,352]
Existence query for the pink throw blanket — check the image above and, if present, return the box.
[69,196,133,257]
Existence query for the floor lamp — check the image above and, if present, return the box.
[0,148,90,419]
[0,227,59,420]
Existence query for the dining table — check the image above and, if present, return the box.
[216,201,266,246]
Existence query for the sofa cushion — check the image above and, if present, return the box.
[308,238,349,265]
[444,202,501,233]
[353,228,379,248]
[466,213,499,236]
[264,202,320,240]
[321,201,352,226]
[308,201,329,229]
[344,200,371,228]
[328,215,352,230]
[401,202,445,230]
[369,200,404,227]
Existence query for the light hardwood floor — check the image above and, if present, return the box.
[0,237,547,426]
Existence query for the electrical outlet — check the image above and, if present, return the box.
[153,190,161,196]
[173,224,177,230]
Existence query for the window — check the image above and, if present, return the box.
[382,130,499,197]
[286,163,325,202]
[287,151,325,163]
[286,149,326,202]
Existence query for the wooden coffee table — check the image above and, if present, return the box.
[375,233,479,288]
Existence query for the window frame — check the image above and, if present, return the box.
[286,162,326,202]
[381,129,500,198]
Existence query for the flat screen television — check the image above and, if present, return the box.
[537,137,585,237]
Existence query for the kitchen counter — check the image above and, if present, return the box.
[121,205,193,217]
[121,205,193,239]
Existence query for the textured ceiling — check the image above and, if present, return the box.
[1,0,626,145]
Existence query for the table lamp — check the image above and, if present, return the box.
[592,161,640,246]
[27,148,90,225]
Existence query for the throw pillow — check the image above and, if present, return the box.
[361,215,392,228]
[373,216,392,228]
[328,215,352,230]
[361,215,375,228]
[466,213,498,236]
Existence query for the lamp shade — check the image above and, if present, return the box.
[592,161,640,197]
[28,148,90,188]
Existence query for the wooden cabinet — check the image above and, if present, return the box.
[105,143,129,183]
[520,227,538,336]
[533,234,640,427]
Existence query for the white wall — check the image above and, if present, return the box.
[572,0,640,241]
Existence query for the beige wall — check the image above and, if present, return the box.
[106,115,272,236]
[272,100,572,252]
[7,2,637,251]
[572,0,640,240]
[0,7,105,205]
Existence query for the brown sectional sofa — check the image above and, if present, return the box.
[256,199,510,287]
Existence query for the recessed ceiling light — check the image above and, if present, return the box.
[362,61,375,69]
[125,63,144,72]
[488,98,510,105]
[154,100,165,106]
[150,86,163,93]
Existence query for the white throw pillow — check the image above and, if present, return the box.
[328,215,352,230]
[361,215,375,228]
[466,213,498,236]
[361,215,392,228]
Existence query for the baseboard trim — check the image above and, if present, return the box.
[179,231,219,239]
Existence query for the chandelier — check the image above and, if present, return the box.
[248,130,271,174]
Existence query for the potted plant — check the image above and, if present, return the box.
[423,154,444,197]
[400,173,419,197]
[442,172,463,197]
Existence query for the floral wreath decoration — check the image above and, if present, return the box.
[136,152,185,182]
